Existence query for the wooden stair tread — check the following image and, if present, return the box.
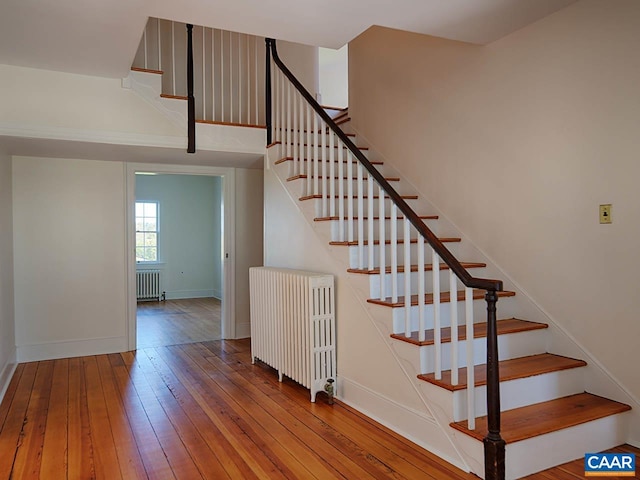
[331,237,460,246]
[450,393,631,444]
[391,318,548,346]
[370,289,515,308]
[274,156,383,166]
[302,194,418,201]
[287,174,400,182]
[284,142,368,150]
[418,353,587,391]
[315,214,439,221]
[160,93,188,100]
[335,116,351,125]
[131,67,163,75]
[196,119,266,129]
[348,262,485,274]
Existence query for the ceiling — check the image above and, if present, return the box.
[0,0,577,79]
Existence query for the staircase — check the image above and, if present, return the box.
[265,45,633,477]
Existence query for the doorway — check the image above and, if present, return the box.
[126,163,237,350]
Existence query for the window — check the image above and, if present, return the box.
[135,201,158,262]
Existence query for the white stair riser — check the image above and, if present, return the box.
[307,195,421,220]
[298,177,401,197]
[450,367,586,421]
[389,296,519,333]
[452,412,631,479]
[331,218,440,243]
[275,131,354,145]
[417,329,548,374]
[391,328,547,375]
[367,267,487,298]
[347,242,461,269]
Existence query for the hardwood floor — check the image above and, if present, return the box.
[137,298,221,348]
[0,339,480,479]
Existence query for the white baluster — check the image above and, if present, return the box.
[391,204,398,304]
[246,34,250,126]
[286,81,291,160]
[403,218,411,337]
[292,89,298,175]
[337,139,345,242]
[211,29,218,124]
[202,26,206,121]
[171,22,176,96]
[220,29,224,121]
[328,126,334,218]
[347,152,354,244]
[230,32,234,123]
[465,287,475,430]
[432,249,441,380]
[143,24,148,69]
[157,18,162,72]
[367,173,374,270]
[305,103,315,193]
[255,36,259,125]
[378,184,386,300]
[318,114,326,217]
[450,270,459,385]
[299,92,304,179]
[418,236,425,342]
[357,163,364,269]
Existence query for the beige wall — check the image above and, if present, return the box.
[276,40,319,98]
[0,151,16,397]
[350,1,640,399]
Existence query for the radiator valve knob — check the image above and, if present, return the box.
[324,378,335,405]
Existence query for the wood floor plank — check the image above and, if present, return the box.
[150,345,318,479]
[156,345,290,479]
[11,360,54,479]
[120,351,204,479]
[107,353,176,480]
[40,359,69,478]
[0,363,24,433]
[83,355,124,480]
[136,348,230,479]
[186,342,415,480]
[95,354,149,479]
[147,346,263,480]
[67,357,96,479]
[177,342,372,479]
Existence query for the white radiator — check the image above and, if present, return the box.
[249,267,336,402]
[136,270,163,301]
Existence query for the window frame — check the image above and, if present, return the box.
[135,200,160,263]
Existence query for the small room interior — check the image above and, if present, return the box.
[135,172,224,348]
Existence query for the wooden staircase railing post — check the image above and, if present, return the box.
[484,289,505,480]
[265,38,273,145]
[186,23,196,153]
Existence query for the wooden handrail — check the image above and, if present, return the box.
[267,39,502,293]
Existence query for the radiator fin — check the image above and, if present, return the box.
[136,270,162,301]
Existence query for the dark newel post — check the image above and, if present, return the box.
[186,24,196,154]
[265,38,273,145]
[484,290,505,480]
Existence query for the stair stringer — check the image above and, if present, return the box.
[264,144,474,472]
[126,70,266,156]
[348,124,640,449]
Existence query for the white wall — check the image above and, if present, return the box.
[13,156,128,361]
[319,45,348,108]
[234,167,264,338]
[0,151,16,401]
[135,174,223,299]
[349,0,640,400]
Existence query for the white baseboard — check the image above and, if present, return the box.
[212,289,222,300]
[235,322,251,339]
[0,349,17,406]
[165,289,215,300]
[16,336,128,363]
[338,376,468,472]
